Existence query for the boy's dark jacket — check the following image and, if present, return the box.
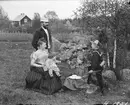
[88,50,104,71]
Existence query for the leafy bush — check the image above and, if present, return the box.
[57,35,93,76]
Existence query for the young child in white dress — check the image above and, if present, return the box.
[45,56,61,77]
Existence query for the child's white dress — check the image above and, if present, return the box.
[45,58,60,77]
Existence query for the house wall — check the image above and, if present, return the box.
[20,16,32,27]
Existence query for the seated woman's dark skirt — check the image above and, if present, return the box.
[25,66,62,95]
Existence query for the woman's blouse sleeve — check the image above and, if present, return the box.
[30,52,37,61]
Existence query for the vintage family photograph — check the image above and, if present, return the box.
[0,0,130,105]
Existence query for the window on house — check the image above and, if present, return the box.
[24,18,27,23]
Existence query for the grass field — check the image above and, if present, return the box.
[0,41,129,105]
[0,32,32,42]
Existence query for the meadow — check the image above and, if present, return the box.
[0,32,130,105]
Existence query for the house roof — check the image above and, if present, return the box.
[13,13,30,21]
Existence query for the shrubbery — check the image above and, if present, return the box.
[57,35,94,76]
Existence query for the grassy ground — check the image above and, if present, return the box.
[0,41,130,105]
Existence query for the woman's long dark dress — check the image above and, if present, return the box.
[25,51,62,95]
[25,66,62,95]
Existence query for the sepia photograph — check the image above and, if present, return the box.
[0,0,130,105]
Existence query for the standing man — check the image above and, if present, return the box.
[32,17,52,52]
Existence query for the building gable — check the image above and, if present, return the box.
[13,13,31,22]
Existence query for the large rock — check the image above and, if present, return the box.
[102,70,117,81]
[122,69,130,81]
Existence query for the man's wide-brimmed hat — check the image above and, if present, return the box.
[40,17,49,22]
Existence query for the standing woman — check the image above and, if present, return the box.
[25,38,62,95]
[87,40,105,95]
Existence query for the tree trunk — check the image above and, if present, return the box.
[107,51,110,68]
[113,38,123,80]
[123,40,127,68]
[106,43,110,69]
[113,39,116,69]
[105,43,110,69]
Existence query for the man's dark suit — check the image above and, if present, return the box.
[32,27,52,51]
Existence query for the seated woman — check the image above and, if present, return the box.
[25,38,62,95]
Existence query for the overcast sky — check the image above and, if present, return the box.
[0,0,81,20]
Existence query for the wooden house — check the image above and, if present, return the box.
[12,13,32,27]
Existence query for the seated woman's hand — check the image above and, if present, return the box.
[55,59,61,63]
[52,56,61,63]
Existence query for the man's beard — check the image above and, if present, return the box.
[43,26,48,29]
